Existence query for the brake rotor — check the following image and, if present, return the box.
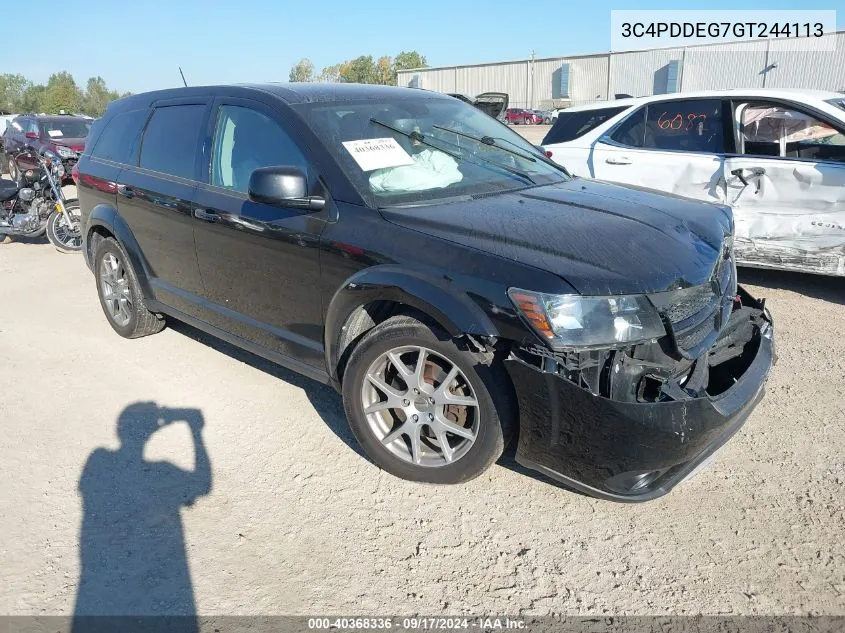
[422,359,469,427]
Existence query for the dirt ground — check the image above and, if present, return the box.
[1,152,843,618]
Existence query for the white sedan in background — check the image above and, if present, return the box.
[542,89,845,277]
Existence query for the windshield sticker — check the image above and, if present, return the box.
[47,130,63,137]
[342,138,414,172]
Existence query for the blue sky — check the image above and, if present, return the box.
[12,0,843,94]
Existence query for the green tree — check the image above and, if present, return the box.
[82,76,120,117]
[393,51,428,72]
[316,63,343,83]
[20,85,47,113]
[44,72,82,113]
[376,56,394,85]
[0,74,31,112]
[289,58,315,82]
[338,56,378,84]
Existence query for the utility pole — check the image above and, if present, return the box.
[529,50,535,109]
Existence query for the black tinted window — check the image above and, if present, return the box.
[90,109,148,164]
[139,105,205,180]
[610,107,646,147]
[643,99,724,153]
[543,106,629,144]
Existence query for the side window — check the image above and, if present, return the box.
[610,107,646,147]
[739,103,845,163]
[210,105,307,193]
[544,106,629,144]
[139,105,205,180]
[642,99,724,153]
[89,109,148,164]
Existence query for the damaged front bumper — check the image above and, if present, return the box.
[505,287,775,502]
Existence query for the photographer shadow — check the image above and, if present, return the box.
[72,402,211,633]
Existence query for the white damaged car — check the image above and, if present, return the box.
[542,89,845,276]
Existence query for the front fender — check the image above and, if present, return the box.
[324,265,499,382]
[85,204,154,300]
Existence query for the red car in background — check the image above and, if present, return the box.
[3,114,91,183]
[505,108,543,125]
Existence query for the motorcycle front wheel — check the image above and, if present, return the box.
[46,199,82,253]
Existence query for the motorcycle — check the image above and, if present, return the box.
[0,146,82,253]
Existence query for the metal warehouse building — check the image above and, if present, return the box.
[396,30,845,110]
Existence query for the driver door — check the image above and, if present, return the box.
[191,98,331,367]
[723,101,845,275]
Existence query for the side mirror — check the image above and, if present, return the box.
[248,166,325,211]
[25,132,39,140]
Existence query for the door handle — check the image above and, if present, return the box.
[116,184,135,199]
[194,208,218,222]
[730,167,764,193]
[605,157,631,165]
[730,168,749,186]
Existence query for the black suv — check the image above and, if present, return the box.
[76,84,774,501]
[3,114,90,182]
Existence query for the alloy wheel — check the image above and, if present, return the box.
[100,252,132,327]
[361,345,479,467]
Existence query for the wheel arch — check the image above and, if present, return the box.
[85,204,154,299]
[325,266,500,386]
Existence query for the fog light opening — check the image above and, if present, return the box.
[604,469,666,495]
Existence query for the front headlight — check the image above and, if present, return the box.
[508,288,666,349]
[55,145,75,159]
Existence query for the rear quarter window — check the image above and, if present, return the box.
[89,109,149,165]
[543,106,629,144]
[139,105,206,180]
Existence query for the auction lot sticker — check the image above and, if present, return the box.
[343,138,415,171]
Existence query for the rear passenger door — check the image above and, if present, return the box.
[77,107,148,244]
[592,98,726,205]
[115,98,210,317]
[191,98,329,367]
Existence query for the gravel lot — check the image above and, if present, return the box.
[1,141,844,618]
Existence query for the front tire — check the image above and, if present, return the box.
[7,156,18,182]
[342,315,515,484]
[46,200,82,253]
[94,236,165,338]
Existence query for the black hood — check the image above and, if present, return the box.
[380,179,732,295]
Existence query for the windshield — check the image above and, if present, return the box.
[298,96,569,207]
[826,98,845,113]
[41,118,91,139]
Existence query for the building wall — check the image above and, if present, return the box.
[609,47,685,98]
[396,31,845,109]
[681,41,769,91]
[762,32,845,90]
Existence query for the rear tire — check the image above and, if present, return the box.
[342,315,515,484]
[94,236,165,338]
[524,116,532,125]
